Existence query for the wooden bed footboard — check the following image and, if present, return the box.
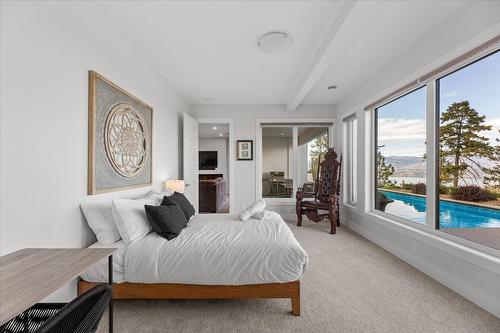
[78,280,301,316]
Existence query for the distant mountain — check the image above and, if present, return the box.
[385,156,426,178]
[384,155,496,182]
[385,156,424,169]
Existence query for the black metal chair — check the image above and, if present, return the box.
[1,284,112,333]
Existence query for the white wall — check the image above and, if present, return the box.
[0,2,190,300]
[199,137,229,192]
[335,13,500,317]
[191,104,335,214]
[262,137,291,176]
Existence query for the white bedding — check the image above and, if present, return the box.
[82,212,309,285]
[80,240,127,283]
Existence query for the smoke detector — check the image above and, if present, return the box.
[258,32,293,55]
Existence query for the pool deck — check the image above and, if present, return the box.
[444,228,500,250]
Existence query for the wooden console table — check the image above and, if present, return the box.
[0,248,115,332]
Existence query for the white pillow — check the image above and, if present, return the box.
[80,202,121,245]
[112,198,156,243]
[239,199,266,221]
[145,189,173,205]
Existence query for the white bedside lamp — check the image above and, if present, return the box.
[165,180,185,193]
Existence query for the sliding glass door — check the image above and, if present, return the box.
[260,123,332,201]
[262,127,294,198]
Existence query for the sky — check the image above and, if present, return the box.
[377,50,500,158]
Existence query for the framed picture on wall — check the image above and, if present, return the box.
[236,140,253,161]
[88,70,153,194]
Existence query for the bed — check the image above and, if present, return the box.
[79,211,309,315]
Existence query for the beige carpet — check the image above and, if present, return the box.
[98,221,500,333]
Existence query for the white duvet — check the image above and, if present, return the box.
[80,240,127,283]
[82,212,309,285]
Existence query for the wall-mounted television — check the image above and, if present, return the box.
[199,151,218,170]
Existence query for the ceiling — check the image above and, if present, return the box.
[59,1,499,108]
[302,0,470,105]
[199,123,229,138]
[93,0,343,105]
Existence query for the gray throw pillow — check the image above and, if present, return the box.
[144,204,187,240]
[161,192,195,220]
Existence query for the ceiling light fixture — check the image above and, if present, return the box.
[280,133,285,136]
[258,32,293,55]
[327,85,338,90]
[212,126,217,130]
[219,133,223,137]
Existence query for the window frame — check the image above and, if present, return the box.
[342,114,358,207]
[255,118,336,205]
[435,48,500,231]
[366,45,500,258]
[372,85,430,227]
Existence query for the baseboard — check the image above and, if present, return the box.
[342,211,500,319]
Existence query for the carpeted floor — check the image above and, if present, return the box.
[98,221,500,333]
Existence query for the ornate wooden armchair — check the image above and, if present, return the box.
[296,148,342,234]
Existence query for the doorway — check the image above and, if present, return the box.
[197,119,234,214]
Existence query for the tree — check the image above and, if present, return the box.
[483,164,500,188]
[309,133,329,180]
[439,101,494,187]
[483,130,500,188]
[377,151,394,186]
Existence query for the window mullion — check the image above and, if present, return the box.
[292,127,298,196]
[426,81,437,229]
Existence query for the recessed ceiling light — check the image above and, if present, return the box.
[219,133,223,137]
[212,126,217,130]
[327,85,338,90]
[258,32,293,55]
[280,133,285,136]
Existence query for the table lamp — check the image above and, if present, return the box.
[165,180,185,193]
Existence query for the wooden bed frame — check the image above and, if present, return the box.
[78,280,300,316]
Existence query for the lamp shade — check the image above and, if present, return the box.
[165,180,185,193]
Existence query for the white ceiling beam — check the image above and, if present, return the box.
[285,0,377,111]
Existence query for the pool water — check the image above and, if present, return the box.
[379,190,500,228]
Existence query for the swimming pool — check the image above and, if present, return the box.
[379,190,500,228]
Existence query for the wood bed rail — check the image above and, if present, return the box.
[78,280,300,316]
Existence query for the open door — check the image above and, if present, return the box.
[183,113,199,212]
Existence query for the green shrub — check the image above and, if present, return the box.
[439,185,449,195]
[450,186,496,202]
[401,182,414,191]
[379,183,398,190]
[411,183,426,195]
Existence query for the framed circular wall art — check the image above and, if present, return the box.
[88,71,153,194]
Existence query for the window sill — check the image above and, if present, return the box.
[343,202,357,210]
[363,209,500,274]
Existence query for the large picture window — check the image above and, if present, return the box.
[437,51,500,249]
[369,46,500,251]
[374,87,427,224]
